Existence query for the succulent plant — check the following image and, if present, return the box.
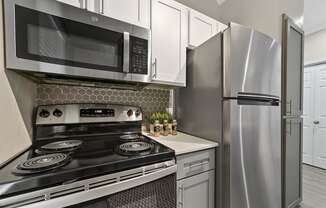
[150,111,173,124]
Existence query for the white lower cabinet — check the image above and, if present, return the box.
[177,170,215,208]
[176,149,215,208]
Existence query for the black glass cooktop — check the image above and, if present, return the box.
[0,134,175,198]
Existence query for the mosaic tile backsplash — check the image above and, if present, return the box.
[36,84,171,122]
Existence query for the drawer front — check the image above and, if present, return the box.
[177,149,215,180]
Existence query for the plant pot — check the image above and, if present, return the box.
[168,123,173,135]
[149,124,155,136]
[160,124,164,135]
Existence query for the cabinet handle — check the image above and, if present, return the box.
[178,185,184,208]
[189,161,209,169]
[101,0,104,14]
[286,100,292,115]
[123,32,130,73]
[84,0,88,10]
[282,115,298,119]
[152,58,157,79]
[314,121,320,125]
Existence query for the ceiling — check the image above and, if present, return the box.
[304,0,326,35]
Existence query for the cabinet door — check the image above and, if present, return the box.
[188,10,217,48]
[56,0,96,12]
[102,0,150,28]
[302,67,314,165]
[151,0,188,86]
[282,15,304,208]
[284,119,302,208]
[312,65,326,169]
[56,0,84,8]
[216,22,228,33]
[177,170,214,208]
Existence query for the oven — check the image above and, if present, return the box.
[0,161,176,208]
[4,0,151,83]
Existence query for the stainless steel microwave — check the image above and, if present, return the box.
[4,0,151,83]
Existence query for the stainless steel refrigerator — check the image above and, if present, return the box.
[176,23,282,208]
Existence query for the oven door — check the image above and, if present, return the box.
[0,162,176,208]
[4,0,151,83]
[67,174,176,208]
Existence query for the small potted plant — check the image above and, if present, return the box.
[167,113,173,135]
[149,112,159,136]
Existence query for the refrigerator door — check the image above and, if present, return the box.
[223,23,281,98]
[224,99,281,208]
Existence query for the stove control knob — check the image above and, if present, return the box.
[53,109,63,117]
[135,110,141,117]
[39,109,50,118]
[127,109,133,117]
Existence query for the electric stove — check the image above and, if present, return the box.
[0,104,175,207]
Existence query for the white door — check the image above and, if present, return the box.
[188,10,217,48]
[302,67,314,165]
[102,0,150,28]
[312,65,326,169]
[177,170,214,208]
[151,0,188,86]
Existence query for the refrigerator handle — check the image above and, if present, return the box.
[237,92,280,101]
[236,92,280,106]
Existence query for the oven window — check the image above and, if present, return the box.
[15,5,123,72]
[65,174,176,208]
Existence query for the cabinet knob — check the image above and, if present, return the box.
[314,121,320,125]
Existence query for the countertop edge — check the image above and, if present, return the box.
[143,132,219,156]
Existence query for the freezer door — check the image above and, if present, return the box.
[223,99,281,208]
[223,23,281,98]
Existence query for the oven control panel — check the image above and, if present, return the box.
[80,108,115,117]
[36,104,142,125]
[130,36,148,74]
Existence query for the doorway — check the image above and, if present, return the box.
[301,63,326,208]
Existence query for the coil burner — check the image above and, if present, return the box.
[118,142,154,156]
[40,140,83,152]
[119,134,142,141]
[14,153,70,175]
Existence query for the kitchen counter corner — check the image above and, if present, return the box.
[143,132,219,155]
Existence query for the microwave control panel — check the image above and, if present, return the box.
[130,36,148,74]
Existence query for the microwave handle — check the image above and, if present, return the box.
[123,32,130,73]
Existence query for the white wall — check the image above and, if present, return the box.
[175,0,304,42]
[0,1,32,166]
[304,28,326,64]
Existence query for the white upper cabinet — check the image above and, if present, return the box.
[56,0,150,27]
[188,9,217,48]
[56,0,96,12]
[102,0,151,28]
[188,9,228,48]
[151,0,188,86]
[56,0,84,8]
[217,22,228,33]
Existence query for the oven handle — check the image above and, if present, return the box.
[123,32,130,73]
[10,165,177,208]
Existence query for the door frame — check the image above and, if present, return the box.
[281,14,304,208]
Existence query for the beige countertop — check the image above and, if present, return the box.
[143,132,219,155]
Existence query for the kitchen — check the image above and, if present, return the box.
[0,0,304,208]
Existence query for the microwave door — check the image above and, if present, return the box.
[4,0,150,83]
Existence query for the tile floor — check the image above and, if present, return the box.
[300,164,326,208]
